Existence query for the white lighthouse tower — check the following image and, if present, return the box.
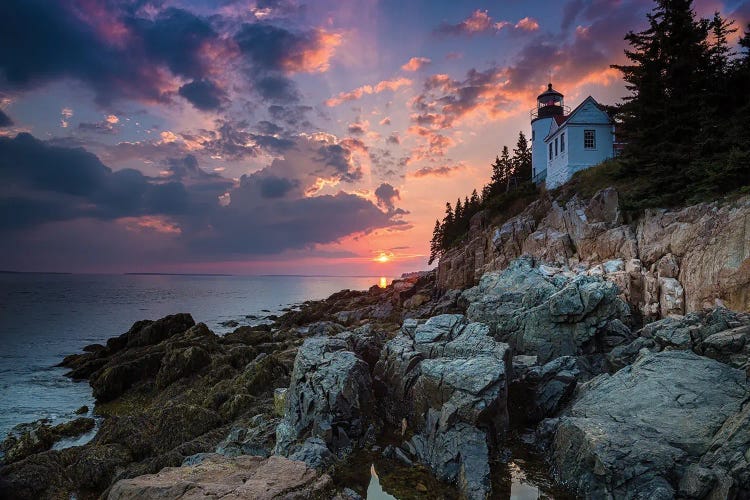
[530,83,566,184]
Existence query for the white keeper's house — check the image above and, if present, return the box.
[530,83,616,188]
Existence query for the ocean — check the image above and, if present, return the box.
[0,272,386,438]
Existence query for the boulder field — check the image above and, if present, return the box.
[1,256,749,499]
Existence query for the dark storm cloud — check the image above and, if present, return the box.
[0,132,402,260]
[0,134,239,230]
[268,105,313,128]
[178,79,226,111]
[374,183,400,211]
[189,191,401,255]
[0,1,339,113]
[0,109,12,127]
[0,1,219,106]
[232,22,340,102]
[258,176,300,198]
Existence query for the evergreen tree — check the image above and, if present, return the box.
[469,189,480,210]
[512,132,532,184]
[428,219,442,265]
[612,0,711,204]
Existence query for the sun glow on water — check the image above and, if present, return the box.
[379,277,387,288]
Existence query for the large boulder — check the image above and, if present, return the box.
[274,336,374,468]
[107,454,332,499]
[374,314,511,499]
[462,256,632,363]
[552,350,749,498]
[610,307,750,374]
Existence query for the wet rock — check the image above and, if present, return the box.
[216,415,278,458]
[551,350,749,498]
[107,454,332,499]
[374,314,511,499]
[1,418,96,465]
[274,336,374,468]
[75,405,89,415]
[462,257,632,363]
[513,356,582,423]
[615,307,750,373]
[155,344,211,389]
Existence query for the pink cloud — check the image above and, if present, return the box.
[402,56,432,72]
[515,17,540,31]
[280,29,343,74]
[326,77,412,106]
[409,162,465,178]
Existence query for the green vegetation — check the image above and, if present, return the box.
[429,0,750,263]
[428,132,536,264]
[610,0,750,207]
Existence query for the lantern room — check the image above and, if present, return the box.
[533,83,565,120]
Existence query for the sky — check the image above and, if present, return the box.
[1,0,748,276]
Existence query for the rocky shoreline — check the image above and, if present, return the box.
[1,186,749,498]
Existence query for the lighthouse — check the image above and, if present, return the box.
[530,83,615,188]
[530,83,565,184]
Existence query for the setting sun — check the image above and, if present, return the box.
[375,253,390,263]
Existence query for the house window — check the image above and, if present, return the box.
[554,137,558,156]
[560,133,565,153]
[584,129,596,149]
[549,142,553,160]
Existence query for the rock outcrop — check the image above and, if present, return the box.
[551,350,750,498]
[274,336,375,469]
[608,307,750,374]
[374,314,511,499]
[437,189,750,318]
[461,256,633,363]
[108,454,332,499]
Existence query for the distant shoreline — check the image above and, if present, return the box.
[0,270,401,278]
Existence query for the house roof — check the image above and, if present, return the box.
[544,96,611,142]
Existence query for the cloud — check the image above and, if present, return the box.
[235,23,341,74]
[60,107,73,128]
[234,22,341,102]
[374,183,400,211]
[0,109,13,127]
[379,117,391,126]
[436,9,494,36]
[409,163,465,178]
[402,57,432,71]
[325,77,412,106]
[435,10,543,37]
[0,132,404,264]
[79,114,120,134]
[0,2,220,106]
[347,119,369,136]
[515,17,540,31]
[178,79,227,111]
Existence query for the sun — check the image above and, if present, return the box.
[375,252,390,263]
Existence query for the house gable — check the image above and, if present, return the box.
[544,96,610,142]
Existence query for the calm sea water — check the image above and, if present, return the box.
[0,273,385,438]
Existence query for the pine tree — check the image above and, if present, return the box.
[469,189,480,210]
[612,0,711,204]
[428,219,442,265]
[512,132,532,185]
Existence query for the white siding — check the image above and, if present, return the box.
[542,98,614,189]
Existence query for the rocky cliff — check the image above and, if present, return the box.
[437,188,750,320]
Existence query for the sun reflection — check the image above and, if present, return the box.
[379,277,388,288]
